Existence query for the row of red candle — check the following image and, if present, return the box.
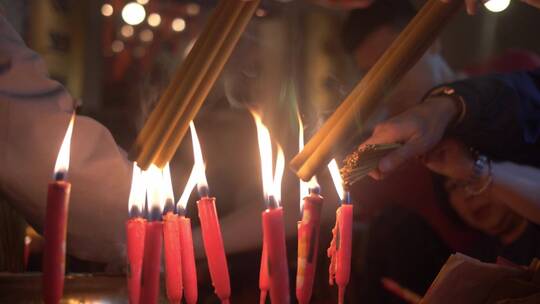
[126,122,230,304]
[43,113,352,304]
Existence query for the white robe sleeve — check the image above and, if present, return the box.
[0,15,130,264]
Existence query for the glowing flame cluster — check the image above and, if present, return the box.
[53,114,75,178]
[328,159,345,202]
[128,162,146,213]
[252,112,285,207]
[128,122,207,216]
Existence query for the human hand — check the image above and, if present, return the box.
[362,96,459,179]
[423,138,474,181]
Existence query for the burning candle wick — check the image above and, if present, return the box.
[342,192,352,205]
[268,195,278,210]
[197,185,209,198]
[163,198,176,215]
[130,205,142,218]
[53,171,67,181]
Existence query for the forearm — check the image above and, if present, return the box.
[490,162,540,225]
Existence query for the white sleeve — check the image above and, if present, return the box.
[0,15,130,264]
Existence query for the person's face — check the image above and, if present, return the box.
[446,180,527,244]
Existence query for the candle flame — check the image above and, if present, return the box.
[53,113,75,179]
[297,110,319,211]
[328,159,345,201]
[145,164,164,217]
[273,145,285,204]
[162,162,175,208]
[189,122,209,196]
[252,111,283,207]
[128,162,146,215]
[177,165,197,211]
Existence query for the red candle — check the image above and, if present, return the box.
[262,206,290,304]
[140,221,163,304]
[126,163,147,304]
[296,191,323,304]
[259,239,270,304]
[189,122,230,303]
[327,159,354,304]
[140,165,165,304]
[252,111,288,304]
[328,202,353,304]
[163,212,183,304]
[197,197,231,303]
[43,180,71,304]
[178,215,198,304]
[126,217,146,304]
[43,114,74,304]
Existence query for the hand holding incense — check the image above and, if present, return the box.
[327,160,354,304]
[162,164,183,304]
[290,0,461,181]
[341,143,402,186]
[190,123,231,303]
[43,114,74,304]
[126,163,147,304]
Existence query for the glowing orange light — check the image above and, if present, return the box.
[328,159,345,201]
[189,122,208,195]
[128,163,146,213]
[252,111,284,206]
[53,114,75,178]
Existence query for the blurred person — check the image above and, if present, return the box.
[0,14,130,265]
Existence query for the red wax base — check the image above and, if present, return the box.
[163,212,183,303]
[197,197,231,302]
[43,181,71,304]
[296,194,323,304]
[328,204,354,304]
[179,216,198,304]
[126,217,146,304]
[140,221,163,304]
[262,207,290,304]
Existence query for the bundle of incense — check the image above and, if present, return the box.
[289,0,461,181]
[340,143,402,186]
[381,277,422,304]
[130,0,260,169]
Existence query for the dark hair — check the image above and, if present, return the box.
[342,0,417,53]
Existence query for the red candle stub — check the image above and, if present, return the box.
[126,217,146,304]
[296,194,323,304]
[262,207,290,304]
[43,180,71,304]
[178,216,198,304]
[328,204,353,304]
[197,197,231,303]
[163,212,183,303]
[140,221,163,304]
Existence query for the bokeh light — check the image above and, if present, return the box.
[122,2,146,26]
[171,18,186,32]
